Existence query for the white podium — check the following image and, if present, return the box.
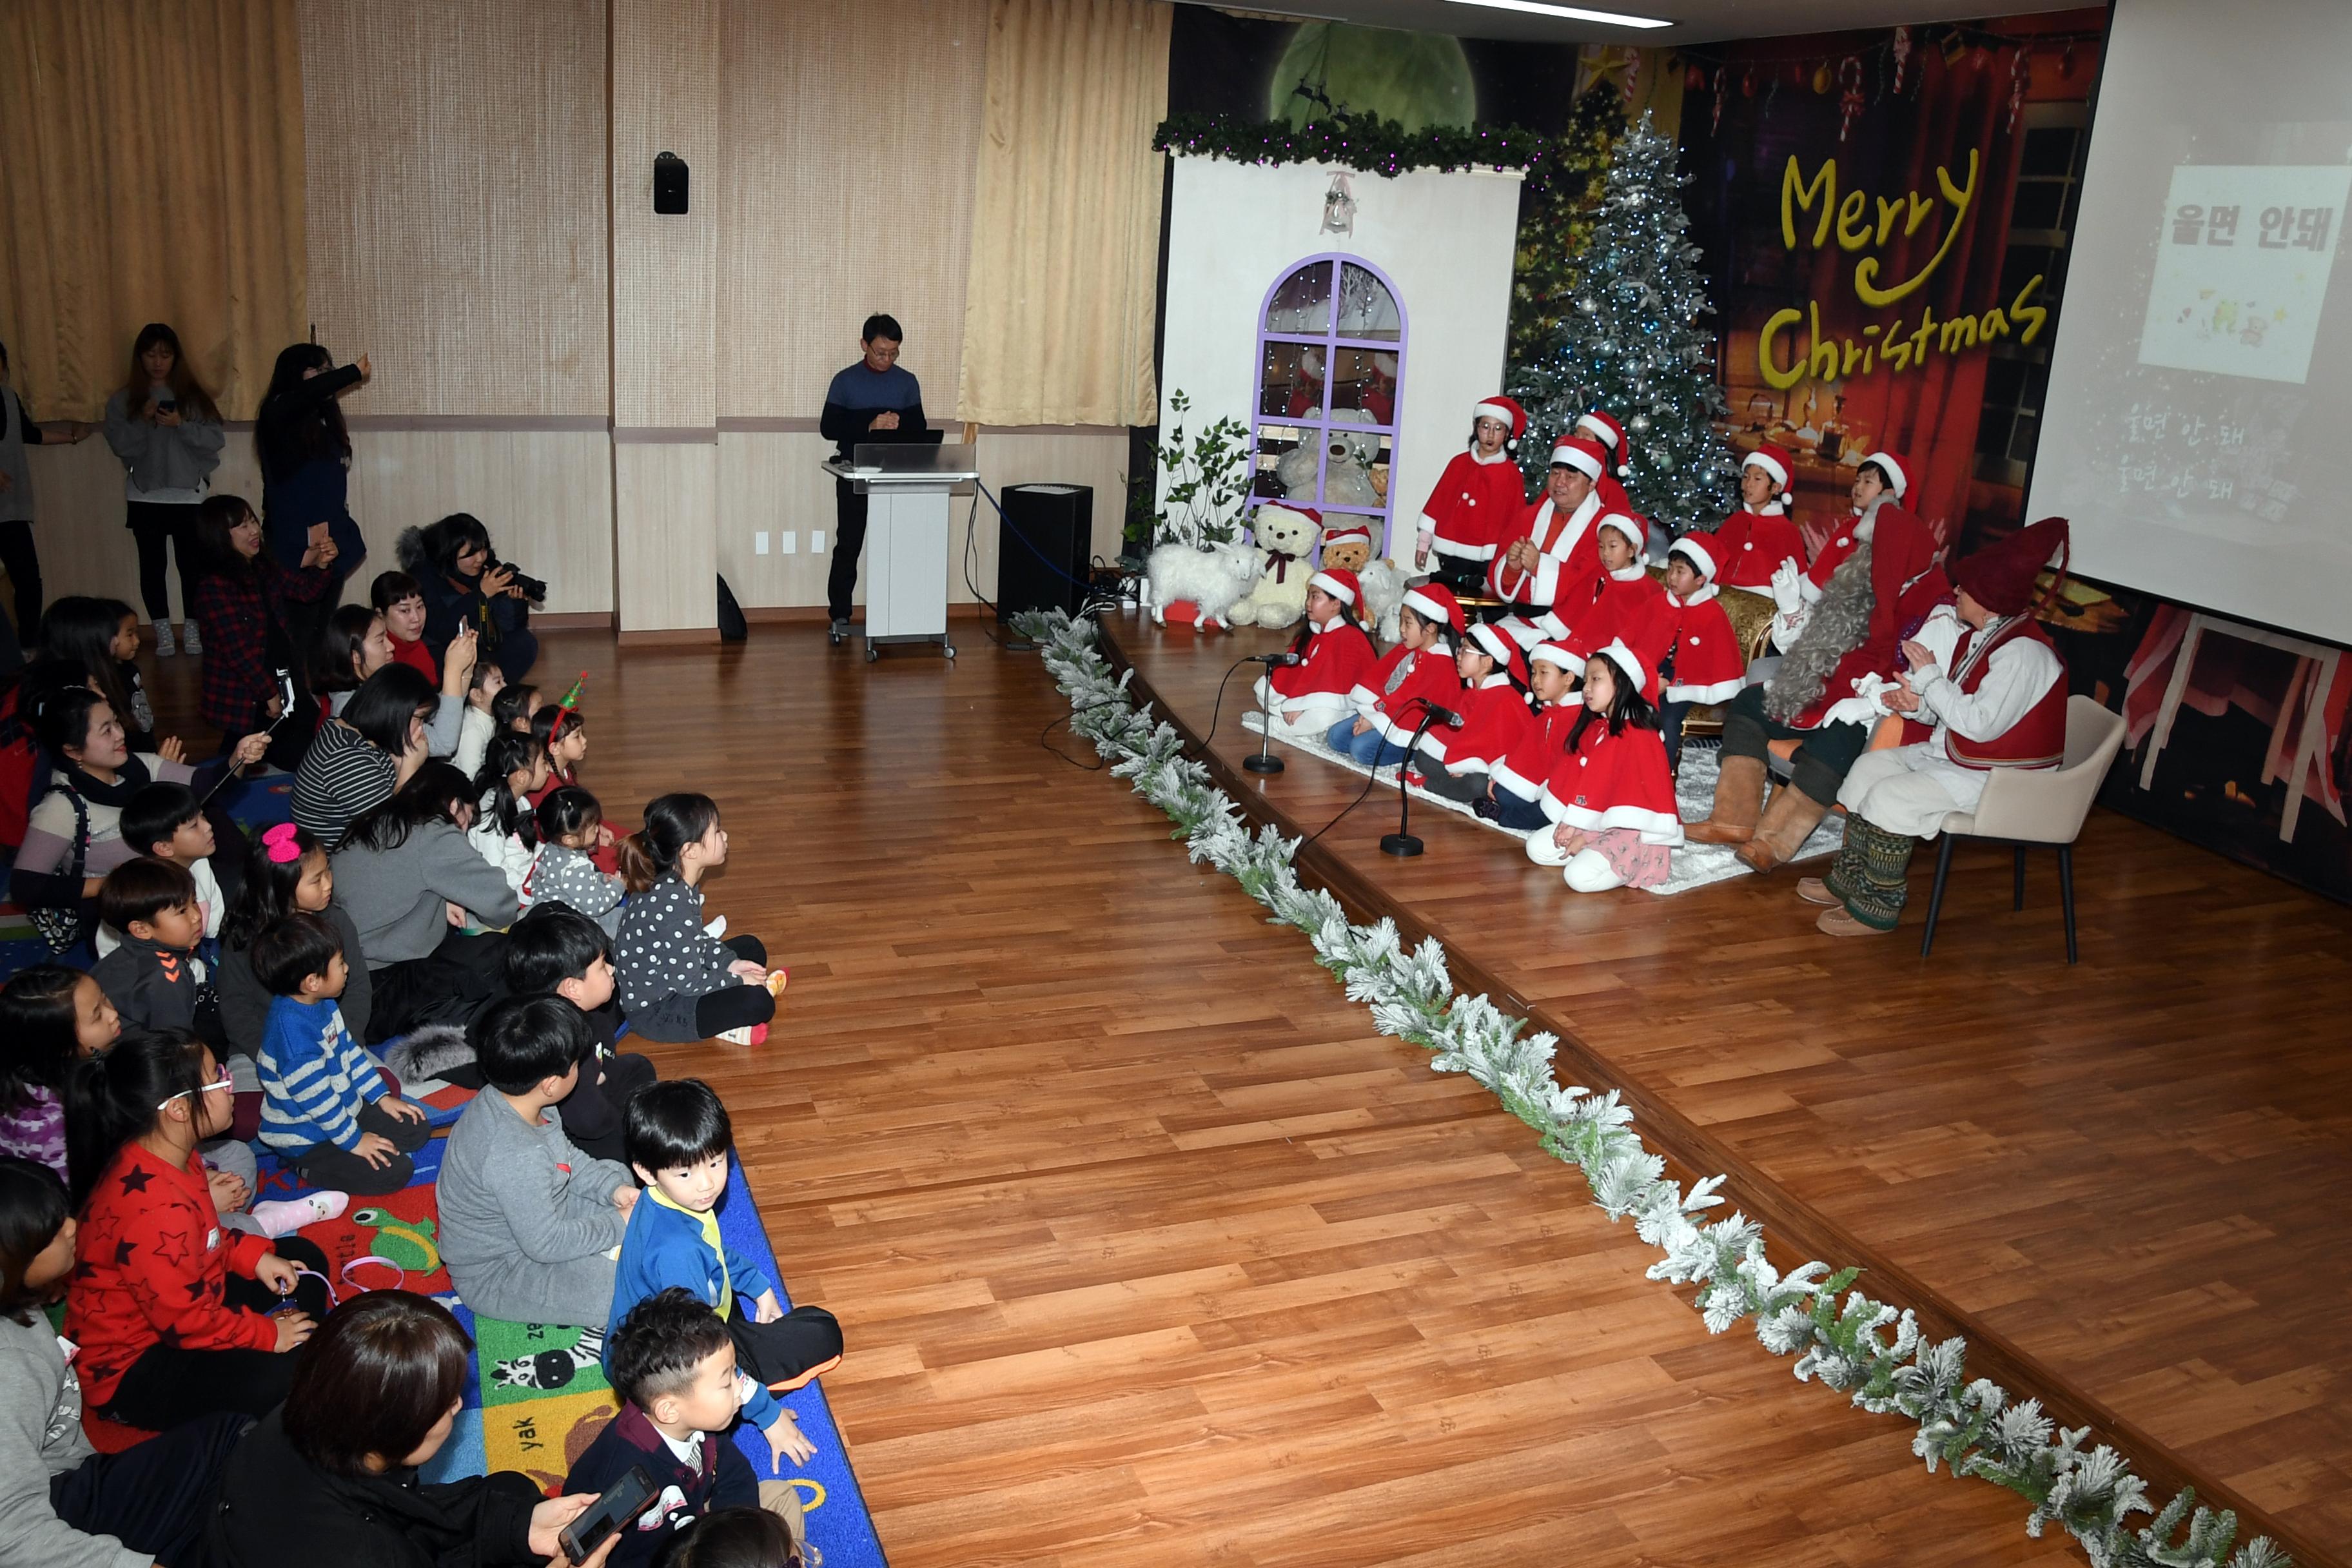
[822,442,980,663]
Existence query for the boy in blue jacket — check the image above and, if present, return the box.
[254,912,429,1194]
[610,1081,842,1465]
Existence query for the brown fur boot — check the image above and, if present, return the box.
[1734,786,1830,874]
[1685,754,1767,845]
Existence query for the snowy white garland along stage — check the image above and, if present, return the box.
[1014,609,2286,1568]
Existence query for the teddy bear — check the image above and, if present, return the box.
[1315,520,1410,643]
[1225,504,1322,630]
[1320,410,1384,508]
[1144,536,1262,630]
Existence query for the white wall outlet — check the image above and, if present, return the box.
[754,531,770,555]
[777,531,798,554]
[812,530,826,554]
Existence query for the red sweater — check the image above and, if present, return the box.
[64,1141,277,1409]
[389,634,438,683]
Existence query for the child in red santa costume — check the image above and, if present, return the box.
[1701,444,1807,591]
[1250,565,1377,742]
[1569,409,1636,516]
[1489,435,1607,649]
[1414,396,1530,590]
[1767,450,1910,649]
[1525,638,1684,892]
[1805,517,2072,937]
[1330,582,1465,767]
[1653,535,1748,773]
[1410,620,1535,805]
[1475,640,1585,832]
[1560,512,1668,669]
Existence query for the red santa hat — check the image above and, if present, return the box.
[1318,520,1371,552]
[1527,638,1581,677]
[1594,511,1647,564]
[1402,582,1468,639]
[1591,638,1661,705]
[1253,502,1321,534]
[1952,516,2070,618]
[1308,566,1360,607]
[1574,411,1633,477]
[1471,395,1529,450]
[1666,535,1718,582]
[1549,435,1609,481]
[1859,449,1910,502]
[1743,443,1795,500]
[1467,620,1530,686]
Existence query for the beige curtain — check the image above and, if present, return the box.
[957,0,1169,427]
[0,0,305,419]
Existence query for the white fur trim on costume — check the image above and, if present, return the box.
[1594,638,1647,694]
[1663,674,1745,705]
[1308,570,1357,605]
[1595,513,1644,553]
[1538,790,1687,845]
[1402,587,1462,631]
[1551,442,1604,480]
[1469,622,1517,668]
[1427,535,1498,562]
[1742,449,1790,488]
[1473,400,1518,430]
[1490,758,1544,801]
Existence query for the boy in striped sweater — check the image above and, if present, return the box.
[253,912,430,1194]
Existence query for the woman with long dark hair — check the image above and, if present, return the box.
[290,662,438,847]
[189,493,337,765]
[255,342,371,673]
[102,323,226,656]
[398,512,538,683]
[37,596,162,753]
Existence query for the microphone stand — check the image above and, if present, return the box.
[1381,705,1445,858]
[1244,665,1285,775]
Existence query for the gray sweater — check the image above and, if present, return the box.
[102,388,225,495]
[436,1090,631,1328]
[331,821,520,969]
[219,900,375,1054]
[0,1313,147,1568]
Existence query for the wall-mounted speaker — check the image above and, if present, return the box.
[654,152,689,215]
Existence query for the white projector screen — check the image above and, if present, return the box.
[2030,0,2352,644]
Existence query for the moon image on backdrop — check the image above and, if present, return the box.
[1270,23,1476,133]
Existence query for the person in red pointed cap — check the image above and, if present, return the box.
[1250,563,1378,742]
[1525,638,1683,891]
[1805,518,2073,938]
[1700,444,1807,591]
[1413,620,1537,804]
[1654,535,1747,774]
[1571,409,1636,514]
[1489,435,1608,648]
[1329,582,1464,766]
[1415,395,1531,588]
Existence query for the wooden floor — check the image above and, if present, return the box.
[146,621,2346,1566]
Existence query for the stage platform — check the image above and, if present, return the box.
[1102,611,2352,1565]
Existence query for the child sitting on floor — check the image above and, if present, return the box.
[0,965,119,1178]
[470,729,550,893]
[566,1288,812,1567]
[88,858,218,1048]
[1413,622,1536,805]
[64,1028,333,1430]
[492,681,542,735]
[453,661,505,778]
[1477,641,1587,832]
[437,995,638,1328]
[105,781,226,958]
[219,821,375,1059]
[255,911,429,1195]
[1527,639,1684,892]
[1250,567,1377,742]
[524,786,626,933]
[616,794,778,1046]
[1329,583,1466,767]
[612,1081,843,1453]
[1652,536,1747,774]
[504,903,659,1164]
[529,702,589,807]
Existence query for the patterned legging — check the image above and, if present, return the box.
[1825,814,1917,931]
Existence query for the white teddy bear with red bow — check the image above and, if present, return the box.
[1224,504,1322,631]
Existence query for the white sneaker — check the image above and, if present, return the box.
[152,619,175,657]
[181,620,201,655]
[716,1023,769,1046]
[703,915,727,940]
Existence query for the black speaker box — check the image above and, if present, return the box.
[997,484,1093,620]
[654,152,689,215]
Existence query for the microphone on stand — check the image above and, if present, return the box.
[1244,654,1300,774]
[1244,652,1303,666]
[1382,698,1456,857]
[1413,699,1467,730]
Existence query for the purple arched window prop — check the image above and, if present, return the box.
[1250,254,1407,556]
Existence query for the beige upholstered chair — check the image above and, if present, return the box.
[1918,696,2128,963]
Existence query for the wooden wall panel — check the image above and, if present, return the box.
[717,0,988,418]
[614,440,719,631]
[300,0,609,417]
[611,0,718,433]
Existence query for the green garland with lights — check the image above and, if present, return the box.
[1153,110,1552,177]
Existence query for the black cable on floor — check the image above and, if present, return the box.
[1301,747,1389,848]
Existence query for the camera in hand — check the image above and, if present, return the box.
[491,557,549,603]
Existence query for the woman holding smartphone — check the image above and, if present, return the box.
[103,324,227,656]
[255,342,371,690]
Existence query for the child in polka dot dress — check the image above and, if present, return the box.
[614,794,778,1046]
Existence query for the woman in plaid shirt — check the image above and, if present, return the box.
[190,495,336,763]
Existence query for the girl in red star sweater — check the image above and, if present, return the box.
[63,1030,330,1431]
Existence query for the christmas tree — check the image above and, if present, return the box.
[1507,112,1740,534]
[1505,82,1627,373]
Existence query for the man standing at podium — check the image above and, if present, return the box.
[819,313,928,646]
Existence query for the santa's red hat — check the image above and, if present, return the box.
[1527,638,1581,676]
[1594,511,1647,564]
[1308,566,1360,607]
[1319,520,1371,551]
[1472,395,1529,449]
[1575,411,1633,478]
[1549,435,1609,481]
[1953,516,2070,618]
[1743,443,1795,500]
[1591,638,1661,704]
[1402,582,1468,639]
[1859,449,1910,502]
[1467,620,1530,687]
[1666,535,1718,582]
[1253,502,1322,533]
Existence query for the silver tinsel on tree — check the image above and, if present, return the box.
[1507,113,1741,536]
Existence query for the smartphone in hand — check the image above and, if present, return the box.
[560,1465,656,1564]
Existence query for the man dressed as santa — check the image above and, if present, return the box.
[1802,517,2072,937]
[1487,435,1609,649]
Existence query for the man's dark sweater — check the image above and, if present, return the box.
[818,362,925,460]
